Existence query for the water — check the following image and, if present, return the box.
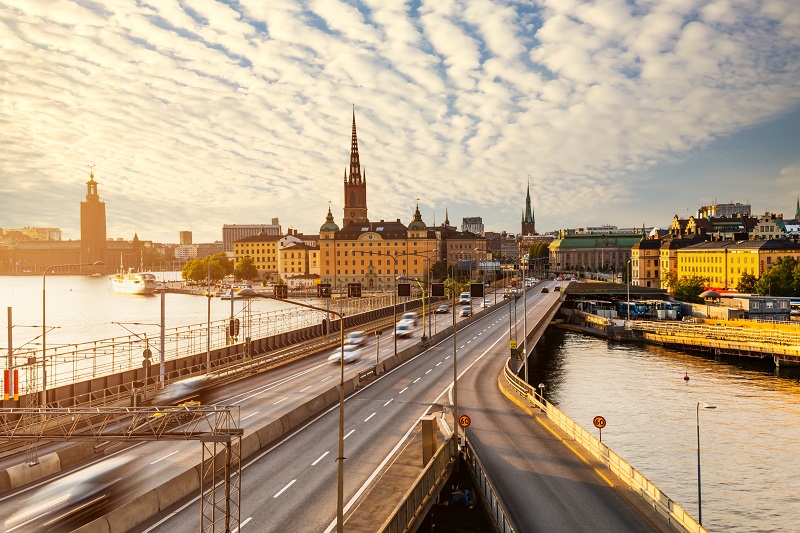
[529,329,800,533]
[0,274,302,352]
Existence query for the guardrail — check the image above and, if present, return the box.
[502,362,708,533]
[379,435,458,533]
[462,437,515,533]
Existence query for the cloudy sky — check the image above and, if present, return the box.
[1,0,799,244]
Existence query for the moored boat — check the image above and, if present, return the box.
[110,268,157,295]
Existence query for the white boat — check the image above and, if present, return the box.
[110,268,157,295]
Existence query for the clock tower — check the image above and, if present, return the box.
[343,109,368,227]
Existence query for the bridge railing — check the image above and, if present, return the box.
[503,359,708,533]
[380,434,458,533]
[462,437,515,533]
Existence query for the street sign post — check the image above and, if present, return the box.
[593,415,606,442]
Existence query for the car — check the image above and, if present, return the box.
[554,286,561,292]
[345,330,366,346]
[541,287,549,293]
[401,312,418,326]
[435,305,449,314]
[328,344,362,363]
[481,300,491,308]
[395,322,413,338]
[503,293,511,299]
[459,307,472,317]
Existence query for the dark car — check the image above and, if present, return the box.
[541,287,549,293]
[435,305,449,314]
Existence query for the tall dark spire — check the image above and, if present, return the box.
[796,197,799,220]
[347,108,362,185]
[521,176,536,235]
[524,176,533,223]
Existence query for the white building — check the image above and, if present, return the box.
[174,244,198,261]
[222,219,281,251]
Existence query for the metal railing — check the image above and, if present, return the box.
[462,437,515,533]
[380,435,458,533]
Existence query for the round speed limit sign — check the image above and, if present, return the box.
[458,415,471,428]
[593,416,606,429]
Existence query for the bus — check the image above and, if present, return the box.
[618,301,647,319]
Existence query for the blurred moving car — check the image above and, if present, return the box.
[541,287,549,293]
[4,456,135,532]
[395,322,413,338]
[328,344,362,363]
[481,300,491,308]
[459,307,472,317]
[148,375,210,406]
[345,330,366,346]
[401,312,418,326]
[434,305,449,314]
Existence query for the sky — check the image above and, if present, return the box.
[1,0,799,244]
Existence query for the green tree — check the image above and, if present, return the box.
[431,261,447,281]
[673,275,707,303]
[181,254,230,282]
[736,272,758,294]
[754,257,799,296]
[141,246,166,269]
[234,256,259,280]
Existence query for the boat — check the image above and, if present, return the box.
[219,289,242,300]
[110,254,156,295]
[111,268,157,295]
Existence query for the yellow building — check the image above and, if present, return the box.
[319,205,439,290]
[232,233,281,277]
[677,239,800,290]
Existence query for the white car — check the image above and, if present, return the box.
[481,300,491,308]
[328,344,362,364]
[395,322,413,338]
[401,312,418,326]
[345,331,366,346]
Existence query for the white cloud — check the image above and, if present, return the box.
[0,0,798,242]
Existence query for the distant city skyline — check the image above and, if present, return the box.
[1,1,798,243]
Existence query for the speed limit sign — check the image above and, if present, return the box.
[458,415,471,428]
[593,416,606,429]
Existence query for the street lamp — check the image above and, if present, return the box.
[240,291,346,532]
[626,258,632,320]
[352,250,399,361]
[41,261,103,407]
[697,402,716,526]
[538,383,545,411]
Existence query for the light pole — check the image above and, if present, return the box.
[41,261,103,407]
[697,402,716,526]
[538,383,545,411]
[241,291,346,532]
[206,257,211,373]
[626,258,632,320]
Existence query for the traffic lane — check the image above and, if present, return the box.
[135,328,488,533]
[458,345,662,532]
[151,307,514,533]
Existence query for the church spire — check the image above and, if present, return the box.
[347,107,362,185]
[444,204,450,227]
[521,176,536,235]
[796,197,799,220]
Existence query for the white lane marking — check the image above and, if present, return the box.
[383,398,393,406]
[232,516,252,532]
[312,451,330,466]
[425,369,432,375]
[272,397,288,405]
[150,451,179,465]
[221,362,329,405]
[445,355,451,360]
[436,362,442,366]
[413,378,420,383]
[398,387,408,394]
[274,479,296,498]
[344,429,355,440]
[364,412,376,422]
[242,411,259,421]
[300,386,312,392]
[321,376,333,382]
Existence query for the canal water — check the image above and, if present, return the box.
[529,328,800,533]
[0,274,307,352]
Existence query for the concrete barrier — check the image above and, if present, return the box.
[7,452,60,489]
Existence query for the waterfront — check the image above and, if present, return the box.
[530,329,800,533]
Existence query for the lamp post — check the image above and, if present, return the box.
[697,402,716,526]
[538,383,545,411]
[241,291,346,532]
[206,257,211,373]
[41,261,103,407]
[626,258,632,320]
[353,250,399,360]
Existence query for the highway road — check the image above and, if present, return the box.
[1,282,673,532]
[0,302,473,532]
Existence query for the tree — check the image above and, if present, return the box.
[673,275,707,303]
[181,254,230,282]
[431,261,448,281]
[754,257,800,297]
[662,271,678,291]
[736,273,758,294]
[234,256,259,281]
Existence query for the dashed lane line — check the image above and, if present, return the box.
[273,479,296,498]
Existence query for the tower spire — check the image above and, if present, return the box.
[348,107,362,185]
[521,175,536,235]
[796,197,799,220]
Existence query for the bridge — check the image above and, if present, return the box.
[0,281,706,532]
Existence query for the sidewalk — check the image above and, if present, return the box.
[344,413,453,532]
